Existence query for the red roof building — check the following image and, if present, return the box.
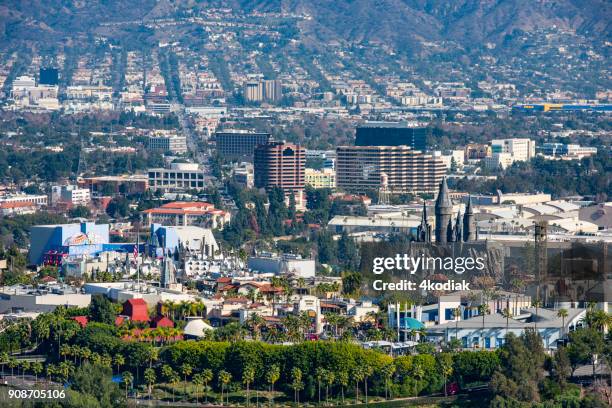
[122,299,149,322]
[142,201,230,229]
[71,316,88,328]
[151,315,174,328]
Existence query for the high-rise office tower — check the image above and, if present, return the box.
[335,145,445,194]
[254,142,305,204]
[355,122,429,152]
[215,130,271,161]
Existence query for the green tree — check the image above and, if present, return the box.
[219,370,232,406]
[69,362,124,408]
[201,368,213,403]
[437,353,453,397]
[243,365,255,407]
[180,363,192,396]
[266,364,280,407]
[290,367,303,406]
[192,372,204,404]
[89,294,117,325]
[121,371,133,400]
[144,367,156,400]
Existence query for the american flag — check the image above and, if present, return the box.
[133,243,138,260]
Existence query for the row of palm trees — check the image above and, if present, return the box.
[117,326,182,345]
[0,352,44,382]
[159,299,206,321]
[141,358,406,406]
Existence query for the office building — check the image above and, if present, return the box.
[244,81,263,102]
[79,175,148,195]
[464,144,492,161]
[355,122,428,152]
[215,130,271,161]
[539,143,598,159]
[39,68,59,85]
[491,138,536,162]
[231,162,254,188]
[248,252,315,278]
[484,152,515,170]
[0,284,91,314]
[147,133,187,154]
[305,168,336,189]
[244,79,282,102]
[335,145,446,194]
[263,79,282,101]
[148,163,207,191]
[51,185,91,206]
[254,142,305,204]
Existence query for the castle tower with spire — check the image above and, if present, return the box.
[416,201,431,242]
[455,210,463,242]
[435,177,453,243]
[462,195,476,242]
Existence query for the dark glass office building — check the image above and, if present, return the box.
[355,123,428,152]
[39,68,59,85]
[215,130,271,161]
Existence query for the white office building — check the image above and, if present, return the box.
[148,163,207,191]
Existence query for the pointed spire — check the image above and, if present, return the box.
[455,210,463,242]
[465,194,473,214]
[436,177,452,209]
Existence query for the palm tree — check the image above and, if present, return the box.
[113,354,125,375]
[246,313,266,341]
[20,361,29,381]
[219,370,232,406]
[243,365,255,407]
[121,371,133,400]
[315,367,325,404]
[144,367,156,400]
[31,362,43,385]
[266,365,280,407]
[290,367,303,406]
[532,299,542,330]
[381,364,395,400]
[8,358,17,377]
[201,368,213,403]
[363,364,373,405]
[181,363,192,397]
[411,361,424,396]
[336,370,349,405]
[453,307,461,342]
[192,372,204,404]
[324,369,335,405]
[437,354,453,397]
[502,307,513,341]
[0,352,8,377]
[557,308,569,339]
[170,373,180,403]
[162,365,177,403]
[477,303,490,349]
[351,367,364,404]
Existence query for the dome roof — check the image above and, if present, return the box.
[183,318,214,337]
